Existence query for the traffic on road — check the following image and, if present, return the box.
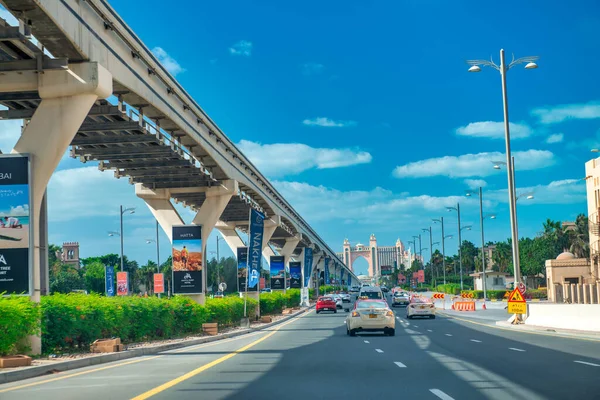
[2,288,600,399]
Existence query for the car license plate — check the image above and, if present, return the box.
[369,314,377,318]
[419,306,425,309]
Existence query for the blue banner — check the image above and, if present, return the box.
[348,275,352,287]
[340,268,345,286]
[303,248,313,287]
[290,261,301,289]
[247,208,265,289]
[325,257,330,285]
[105,265,115,297]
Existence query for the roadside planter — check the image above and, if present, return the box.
[0,355,32,368]
[202,323,218,335]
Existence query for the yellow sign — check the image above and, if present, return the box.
[508,302,527,314]
[508,288,525,302]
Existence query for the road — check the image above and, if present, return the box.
[2,294,600,399]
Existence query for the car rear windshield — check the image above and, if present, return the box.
[411,297,430,303]
[356,301,388,309]
[394,292,407,297]
[359,291,382,299]
[318,297,333,302]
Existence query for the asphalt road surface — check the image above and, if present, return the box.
[2,294,600,400]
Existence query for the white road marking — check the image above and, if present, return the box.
[445,333,453,337]
[509,348,526,352]
[375,349,384,353]
[430,389,455,400]
[364,340,370,344]
[394,361,407,368]
[427,329,433,332]
[414,325,419,328]
[574,360,600,367]
[470,339,482,343]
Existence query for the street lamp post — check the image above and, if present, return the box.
[466,187,496,301]
[467,49,538,290]
[115,205,136,271]
[423,227,433,283]
[447,203,465,290]
[145,220,161,296]
[412,235,422,266]
[432,217,451,285]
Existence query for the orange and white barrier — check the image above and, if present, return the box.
[453,301,476,311]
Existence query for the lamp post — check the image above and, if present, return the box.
[447,203,467,289]
[412,235,422,265]
[467,49,538,290]
[145,220,160,273]
[423,227,433,282]
[466,187,496,300]
[492,158,534,284]
[110,205,136,271]
[432,217,450,285]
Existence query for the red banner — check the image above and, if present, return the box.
[117,271,128,296]
[397,273,406,283]
[417,269,425,283]
[154,273,164,294]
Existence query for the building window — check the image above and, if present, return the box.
[564,277,579,284]
[493,277,503,286]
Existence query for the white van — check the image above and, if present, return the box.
[358,286,384,300]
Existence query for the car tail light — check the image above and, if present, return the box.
[429,304,435,308]
[409,304,415,308]
[386,310,394,317]
[351,311,360,317]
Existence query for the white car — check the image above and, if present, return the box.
[406,296,436,319]
[329,294,343,309]
[346,299,395,336]
[339,293,351,303]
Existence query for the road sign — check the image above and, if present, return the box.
[517,282,526,295]
[507,288,526,314]
[219,282,227,291]
[508,288,525,302]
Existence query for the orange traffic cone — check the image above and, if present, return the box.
[482,302,487,310]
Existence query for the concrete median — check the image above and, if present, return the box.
[523,303,600,332]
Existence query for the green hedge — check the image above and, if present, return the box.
[259,289,301,314]
[526,289,547,299]
[436,284,462,295]
[0,296,41,356]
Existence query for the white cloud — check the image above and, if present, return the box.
[273,181,482,225]
[545,133,564,144]
[229,40,252,56]
[302,117,357,128]
[392,149,556,179]
[455,121,533,139]
[238,140,372,178]
[464,179,487,190]
[531,101,600,124]
[487,178,585,205]
[302,63,324,75]
[152,47,185,76]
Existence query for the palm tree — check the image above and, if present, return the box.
[567,214,590,258]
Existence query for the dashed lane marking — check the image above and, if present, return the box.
[394,361,407,368]
[470,339,482,343]
[574,361,600,367]
[430,388,455,400]
[375,349,384,353]
[509,348,526,352]
[364,340,370,344]
[445,334,453,337]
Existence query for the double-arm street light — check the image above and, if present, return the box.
[432,217,453,285]
[145,220,160,273]
[108,205,136,271]
[466,188,497,300]
[446,203,472,290]
[467,49,538,290]
[412,235,422,265]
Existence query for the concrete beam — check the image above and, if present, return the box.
[135,184,184,242]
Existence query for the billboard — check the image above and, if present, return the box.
[247,209,265,290]
[237,247,255,292]
[417,269,425,283]
[270,255,285,290]
[381,265,392,275]
[289,261,301,289]
[398,273,406,284]
[0,155,32,296]
[172,225,203,294]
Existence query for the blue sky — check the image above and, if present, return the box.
[1,1,599,275]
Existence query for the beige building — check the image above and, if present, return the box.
[586,157,600,281]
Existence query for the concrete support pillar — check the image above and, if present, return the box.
[2,62,112,354]
[191,180,236,304]
[215,222,246,251]
[281,237,300,266]
[135,185,184,241]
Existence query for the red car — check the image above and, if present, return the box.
[316,296,337,314]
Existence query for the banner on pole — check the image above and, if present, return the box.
[417,269,425,283]
[172,225,203,294]
[270,255,285,290]
[289,261,301,289]
[325,257,330,285]
[237,247,255,292]
[0,155,32,296]
[154,273,165,294]
[105,265,115,297]
[247,209,265,290]
[117,271,128,296]
[303,248,313,287]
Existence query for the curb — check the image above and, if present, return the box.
[495,320,600,341]
[0,307,312,385]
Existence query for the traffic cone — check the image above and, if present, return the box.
[482,302,487,310]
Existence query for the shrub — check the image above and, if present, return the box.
[259,289,301,314]
[205,296,256,327]
[526,288,547,299]
[436,284,461,295]
[0,296,40,356]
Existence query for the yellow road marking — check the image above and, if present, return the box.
[131,310,312,399]
[0,309,311,393]
[438,311,600,343]
[0,356,161,394]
